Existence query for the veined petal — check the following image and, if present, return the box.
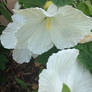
[1,23,19,49]
[39,49,92,92]
[66,64,92,92]
[13,8,46,22]
[1,13,26,49]
[1,7,47,49]
[13,49,32,64]
[58,5,92,29]
[12,14,26,24]
[47,49,79,71]
[15,22,37,49]
[13,5,58,19]
[28,23,53,54]
[39,69,62,92]
[50,5,92,49]
[50,23,90,49]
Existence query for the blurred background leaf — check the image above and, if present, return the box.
[19,0,47,8]
[15,77,30,92]
[75,41,92,73]
[35,46,58,66]
[77,0,92,16]
[62,83,71,92]
[52,0,74,7]
[0,54,8,71]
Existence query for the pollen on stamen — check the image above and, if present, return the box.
[46,18,51,30]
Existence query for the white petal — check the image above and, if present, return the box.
[12,13,26,24]
[66,64,92,92]
[13,49,32,64]
[13,8,46,22]
[47,49,79,71]
[50,6,92,49]
[13,5,58,18]
[28,23,53,54]
[58,6,92,29]
[39,69,62,92]
[50,24,89,49]
[39,49,92,92]
[1,13,26,49]
[1,23,18,49]
[47,4,58,16]
[15,23,36,49]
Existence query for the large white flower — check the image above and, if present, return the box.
[38,49,92,92]
[1,3,92,63]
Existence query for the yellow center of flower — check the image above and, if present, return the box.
[43,1,53,10]
[43,1,53,30]
[46,18,51,30]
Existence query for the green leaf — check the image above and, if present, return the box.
[62,83,71,92]
[77,0,92,16]
[0,54,8,71]
[19,0,47,8]
[75,41,92,73]
[0,25,5,35]
[52,0,73,7]
[15,77,30,92]
[86,0,92,16]
[0,44,9,71]
[90,0,92,4]
[77,2,90,16]
[35,46,58,66]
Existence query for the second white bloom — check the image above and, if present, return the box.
[39,49,92,92]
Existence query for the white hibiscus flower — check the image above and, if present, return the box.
[39,49,92,92]
[1,3,92,63]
